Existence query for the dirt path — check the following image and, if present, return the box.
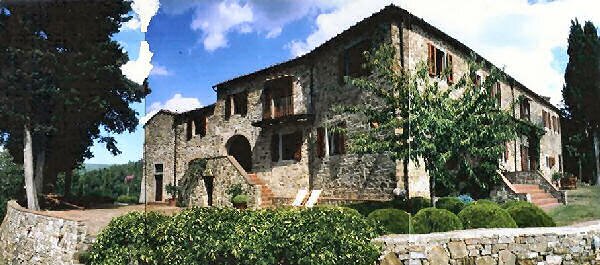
[42,204,180,235]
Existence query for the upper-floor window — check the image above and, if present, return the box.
[542,110,560,134]
[186,120,193,141]
[154,164,163,174]
[263,76,294,119]
[316,125,346,158]
[194,116,207,137]
[427,43,453,82]
[271,130,302,162]
[490,82,501,107]
[225,91,247,119]
[520,98,530,121]
[339,39,371,84]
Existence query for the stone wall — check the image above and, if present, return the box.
[375,221,600,265]
[0,201,88,265]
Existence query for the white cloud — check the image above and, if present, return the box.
[191,1,254,51]
[140,94,203,124]
[121,41,153,84]
[287,0,600,105]
[150,63,173,76]
[130,0,160,33]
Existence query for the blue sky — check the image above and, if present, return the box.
[86,0,600,164]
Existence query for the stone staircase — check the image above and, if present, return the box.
[512,184,561,210]
[247,173,274,208]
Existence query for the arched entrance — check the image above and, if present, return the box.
[226,135,252,172]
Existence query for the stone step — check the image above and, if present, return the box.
[531,197,558,205]
[529,192,554,200]
[539,202,561,210]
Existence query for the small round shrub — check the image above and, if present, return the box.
[405,197,432,214]
[412,207,463,234]
[231,194,249,205]
[367,208,410,234]
[504,202,555,228]
[458,203,517,229]
[473,199,499,206]
[116,195,138,204]
[501,200,531,209]
[435,197,465,214]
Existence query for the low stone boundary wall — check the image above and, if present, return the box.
[375,221,600,265]
[0,201,88,265]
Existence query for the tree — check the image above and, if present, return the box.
[0,149,24,220]
[563,20,600,185]
[337,44,519,198]
[0,1,147,209]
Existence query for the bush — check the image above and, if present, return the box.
[501,200,531,209]
[503,201,555,228]
[345,198,404,216]
[89,207,381,265]
[474,199,498,205]
[367,208,410,234]
[231,194,249,205]
[458,203,517,229]
[412,208,463,234]
[116,195,138,204]
[435,197,465,214]
[404,197,432,214]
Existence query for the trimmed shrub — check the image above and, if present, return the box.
[116,195,138,204]
[412,208,463,234]
[473,199,498,206]
[231,194,249,205]
[367,208,410,234]
[435,197,465,214]
[405,197,432,214]
[501,200,531,209]
[89,207,381,265]
[345,198,404,216]
[458,203,517,229]
[504,201,555,227]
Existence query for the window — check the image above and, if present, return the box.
[225,92,247,119]
[427,43,453,81]
[154,164,163,173]
[316,126,346,158]
[154,164,163,201]
[558,154,562,171]
[542,110,548,129]
[339,39,371,84]
[504,142,510,161]
[264,76,294,119]
[194,116,207,137]
[186,120,193,141]
[271,131,302,162]
[490,82,501,107]
[520,98,530,121]
[546,156,556,168]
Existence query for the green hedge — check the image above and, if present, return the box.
[367,208,410,234]
[412,207,463,234]
[503,201,555,228]
[435,197,465,214]
[88,207,381,265]
[458,202,517,229]
[116,195,138,204]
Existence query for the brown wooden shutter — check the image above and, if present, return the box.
[263,87,272,119]
[504,142,509,161]
[446,54,453,83]
[427,43,436,76]
[542,111,547,128]
[293,131,302,162]
[225,95,231,120]
[271,133,279,162]
[317,127,325,158]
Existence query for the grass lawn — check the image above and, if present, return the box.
[549,184,600,226]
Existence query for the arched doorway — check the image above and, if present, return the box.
[226,135,252,172]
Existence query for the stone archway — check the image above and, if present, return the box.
[226,135,252,172]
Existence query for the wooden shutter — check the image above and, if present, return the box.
[263,87,272,119]
[427,43,436,76]
[225,95,231,120]
[446,54,453,83]
[271,133,279,162]
[542,111,547,128]
[317,127,325,158]
[293,131,302,162]
[504,142,509,161]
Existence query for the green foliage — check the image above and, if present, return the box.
[89,207,381,265]
[345,199,403,216]
[231,194,249,205]
[367,208,410,234]
[116,195,138,204]
[165,183,178,198]
[0,150,24,220]
[336,44,519,198]
[435,197,466,214]
[503,201,555,228]
[61,161,142,202]
[412,207,463,234]
[405,197,431,215]
[458,202,517,229]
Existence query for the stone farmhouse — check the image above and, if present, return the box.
[143,5,564,209]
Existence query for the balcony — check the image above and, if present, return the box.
[254,96,313,127]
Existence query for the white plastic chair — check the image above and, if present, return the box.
[291,189,309,207]
[304,190,322,208]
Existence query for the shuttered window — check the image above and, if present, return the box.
[271,131,303,162]
[186,120,193,141]
[317,127,325,158]
[264,76,294,119]
[339,39,372,84]
[194,116,207,137]
[225,92,247,119]
[446,54,454,83]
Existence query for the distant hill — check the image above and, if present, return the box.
[82,163,114,172]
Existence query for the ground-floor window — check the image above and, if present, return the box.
[316,126,346,158]
[271,131,302,162]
